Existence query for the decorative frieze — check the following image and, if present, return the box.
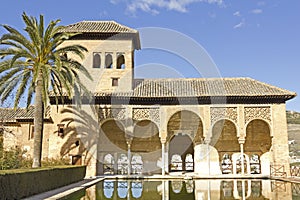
[132,108,160,124]
[210,107,238,124]
[98,107,126,121]
[244,106,271,124]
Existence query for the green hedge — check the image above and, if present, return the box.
[0,165,86,199]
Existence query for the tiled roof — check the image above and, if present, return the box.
[130,77,296,97]
[59,21,141,49]
[48,77,295,104]
[0,106,51,123]
[59,21,138,33]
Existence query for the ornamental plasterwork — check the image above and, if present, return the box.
[244,107,271,124]
[210,107,238,124]
[98,107,126,122]
[132,108,160,124]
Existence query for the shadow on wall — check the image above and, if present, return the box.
[58,106,100,166]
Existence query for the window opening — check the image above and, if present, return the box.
[112,78,119,86]
[105,54,113,68]
[117,54,125,69]
[93,53,101,68]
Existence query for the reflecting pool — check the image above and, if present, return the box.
[66,179,300,200]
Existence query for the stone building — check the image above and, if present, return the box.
[0,21,296,177]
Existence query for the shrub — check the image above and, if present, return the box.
[0,145,71,170]
[42,157,71,167]
[0,147,31,170]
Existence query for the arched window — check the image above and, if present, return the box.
[185,154,193,171]
[250,154,260,174]
[131,154,143,174]
[103,154,114,174]
[117,54,125,69]
[117,154,128,175]
[93,53,101,68]
[236,154,247,174]
[171,154,182,171]
[221,154,232,174]
[105,54,113,69]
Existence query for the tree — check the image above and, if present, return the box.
[0,13,91,168]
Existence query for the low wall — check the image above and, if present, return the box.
[0,165,86,199]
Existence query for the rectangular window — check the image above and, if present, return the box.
[57,124,64,137]
[29,125,34,140]
[112,78,119,86]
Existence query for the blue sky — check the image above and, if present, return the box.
[0,0,299,111]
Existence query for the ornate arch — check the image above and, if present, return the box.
[167,110,203,144]
[210,107,238,125]
[132,107,160,128]
[244,107,271,126]
[101,119,127,151]
[211,119,239,161]
[245,119,272,156]
[132,119,160,152]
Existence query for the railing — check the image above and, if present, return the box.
[270,164,287,177]
[292,182,300,196]
[291,165,300,177]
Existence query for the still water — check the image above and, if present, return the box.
[67,179,300,200]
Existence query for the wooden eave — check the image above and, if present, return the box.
[49,94,295,105]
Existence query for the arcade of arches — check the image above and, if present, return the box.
[95,105,287,176]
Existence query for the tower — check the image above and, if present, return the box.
[59,21,141,93]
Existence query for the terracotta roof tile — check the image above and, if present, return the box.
[130,77,296,97]
[92,77,296,99]
[59,21,138,33]
[0,106,51,123]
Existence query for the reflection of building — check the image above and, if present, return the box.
[1,21,296,177]
[81,179,294,199]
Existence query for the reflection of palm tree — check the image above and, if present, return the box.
[0,13,91,167]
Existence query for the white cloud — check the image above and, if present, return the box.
[251,9,263,14]
[111,0,224,14]
[233,11,241,17]
[233,19,245,29]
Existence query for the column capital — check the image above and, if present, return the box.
[204,137,211,144]
[238,137,246,144]
[126,137,133,145]
[160,138,167,144]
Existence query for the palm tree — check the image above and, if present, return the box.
[0,13,91,168]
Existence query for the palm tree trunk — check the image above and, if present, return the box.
[32,71,44,168]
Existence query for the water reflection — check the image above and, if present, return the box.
[77,179,300,200]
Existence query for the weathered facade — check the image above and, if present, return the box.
[1,21,296,177]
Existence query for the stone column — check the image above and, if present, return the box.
[114,152,118,174]
[238,138,246,175]
[126,138,132,176]
[161,138,166,176]
[166,142,169,174]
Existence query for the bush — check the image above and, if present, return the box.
[0,145,71,170]
[0,147,31,170]
[42,157,71,167]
